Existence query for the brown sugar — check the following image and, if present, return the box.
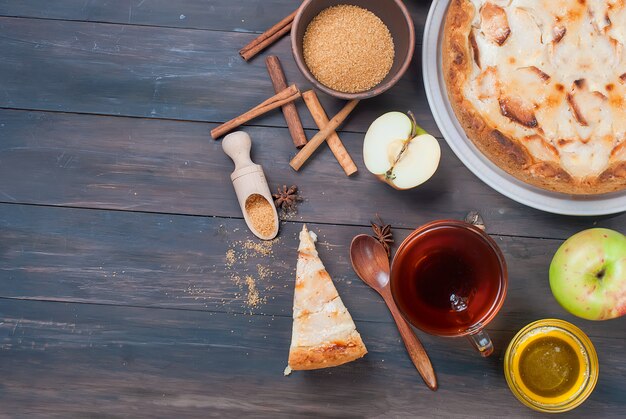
[244,194,276,238]
[303,5,395,93]
[256,264,272,280]
[244,275,264,307]
[242,239,275,257]
[225,249,236,268]
[223,235,280,311]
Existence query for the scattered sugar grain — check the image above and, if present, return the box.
[221,236,281,311]
[257,264,272,280]
[225,249,236,267]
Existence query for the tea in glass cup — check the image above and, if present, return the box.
[390,220,507,356]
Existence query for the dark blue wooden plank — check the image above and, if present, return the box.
[0,0,429,35]
[0,16,437,135]
[0,298,623,417]
[0,202,624,340]
[0,109,623,239]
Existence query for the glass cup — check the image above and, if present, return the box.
[390,220,507,356]
[504,319,599,413]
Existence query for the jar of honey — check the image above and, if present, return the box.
[504,319,599,413]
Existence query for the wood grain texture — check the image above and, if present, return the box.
[0,298,624,418]
[0,16,437,135]
[0,109,623,240]
[382,285,438,390]
[289,99,360,171]
[350,235,437,390]
[0,2,623,415]
[0,0,429,35]
[266,55,307,148]
[0,202,624,340]
[210,84,301,139]
[239,9,296,61]
[302,90,357,175]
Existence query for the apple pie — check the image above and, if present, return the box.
[443,0,626,194]
[287,225,367,371]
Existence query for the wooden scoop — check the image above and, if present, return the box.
[222,131,279,240]
[350,234,438,391]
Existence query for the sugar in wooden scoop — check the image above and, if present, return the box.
[303,5,395,93]
[245,194,276,237]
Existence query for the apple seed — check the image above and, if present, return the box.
[385,111,428,181]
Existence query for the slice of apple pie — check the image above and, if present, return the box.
[286,225,367,372]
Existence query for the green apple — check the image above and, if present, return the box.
[549,228,626,320]
[363,111,441,190]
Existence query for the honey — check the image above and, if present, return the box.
[517,335,582,400]
[504,319,598,413]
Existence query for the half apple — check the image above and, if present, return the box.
[363,112,441,190]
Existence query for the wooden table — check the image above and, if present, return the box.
[0,1,624,417]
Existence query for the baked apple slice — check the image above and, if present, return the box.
[480,3,511,46]
[499,96,538,128]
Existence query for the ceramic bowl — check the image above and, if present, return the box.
[291,0,415,100]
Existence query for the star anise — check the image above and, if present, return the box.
[371,214,394,257]
[272,185,302,211]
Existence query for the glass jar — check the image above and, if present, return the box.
[504,319,599,413]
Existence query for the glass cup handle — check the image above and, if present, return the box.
[467,327,494,357]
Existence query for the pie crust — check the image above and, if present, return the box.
[443,0,626,194]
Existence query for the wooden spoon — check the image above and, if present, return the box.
[350,234,438,391]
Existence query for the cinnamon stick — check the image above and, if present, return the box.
[211,84,301,140]
[266,56,307,148]
[289,99,360,171]
[239,9,298,62]
[302,91,357,176]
